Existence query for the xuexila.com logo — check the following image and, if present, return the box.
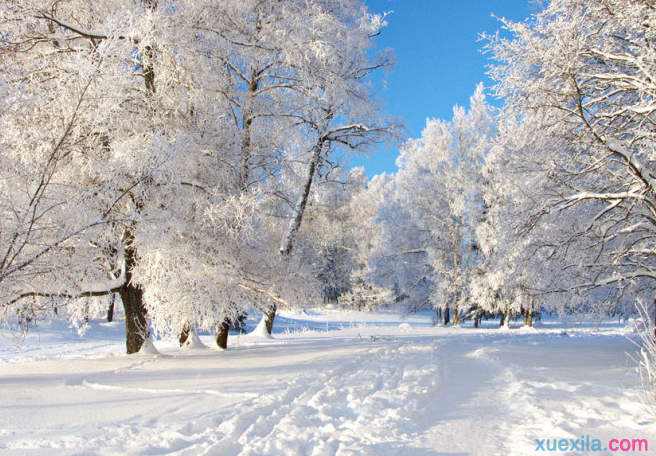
[535,436,648,452]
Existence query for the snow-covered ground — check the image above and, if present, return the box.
[0,310,654,455]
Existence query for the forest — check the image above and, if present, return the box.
[2,0,654,349]
[0,0,655,379]
[2,0,656,453]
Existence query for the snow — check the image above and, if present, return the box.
[181,329,206,349]
[0,310,654,455]
[139,335,161,356]
[249,316,273,339]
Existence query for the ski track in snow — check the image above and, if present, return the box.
[0,339,443,455]
[0,312,654,455]
[203,342,441,456]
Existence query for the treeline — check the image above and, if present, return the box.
[368,0,656,327]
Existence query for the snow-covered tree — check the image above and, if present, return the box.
[139,0,399,340]
[474,119,558,327]
[258,1,399,331]
[371,172,434,313]
[0,0,192,352]
[1,0,397,350]
[484,0,656,317]
[298,167,392,310]
[375,86,494,324]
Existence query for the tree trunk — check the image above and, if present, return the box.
[119,282,147,354]
[119,233,148,354]
[216,317,230,349]
[653,298,656,339]
[527,297,534,328]
[499,311,505,328]
[264,305,277,335]
[453,303,460,326]
[179,322,191,346]
[436,308,442,325]
[279,140,324,256]
[106,294,115,322]
[444,306,450,326]
[503,302,511,328]
[142,0,157,94]
[269,138,325,333]
[114,0,157,356]
[238,69,260,193]
[451,278,460,326]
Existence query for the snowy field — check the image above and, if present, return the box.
[1,310,655,456]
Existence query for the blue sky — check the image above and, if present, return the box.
[348,0,536,176]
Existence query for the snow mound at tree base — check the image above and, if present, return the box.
[250,316,273,339]
[398,322,412,331]
[181,329,206,349]
[139,335,161,355]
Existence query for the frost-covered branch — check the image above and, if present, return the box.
[37,13,135,43]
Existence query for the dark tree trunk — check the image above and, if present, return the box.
[114,0,157,355]
[499,311,505,328]
[527,297,534,328]
[444,307,450,326]
[107,294,115,322]
[523,307,528,326]
[474,315,481,328]
[119,282,147,354]
[179,322,191,346]
[264,305,277,335]
[119,234,148,354]
[436,308,442,325]
[216,317,230,349]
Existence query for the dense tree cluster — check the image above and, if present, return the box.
[483,0,656,318]
[370,85,494,325]
[0,0,395,352]
[366,0,656,329]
